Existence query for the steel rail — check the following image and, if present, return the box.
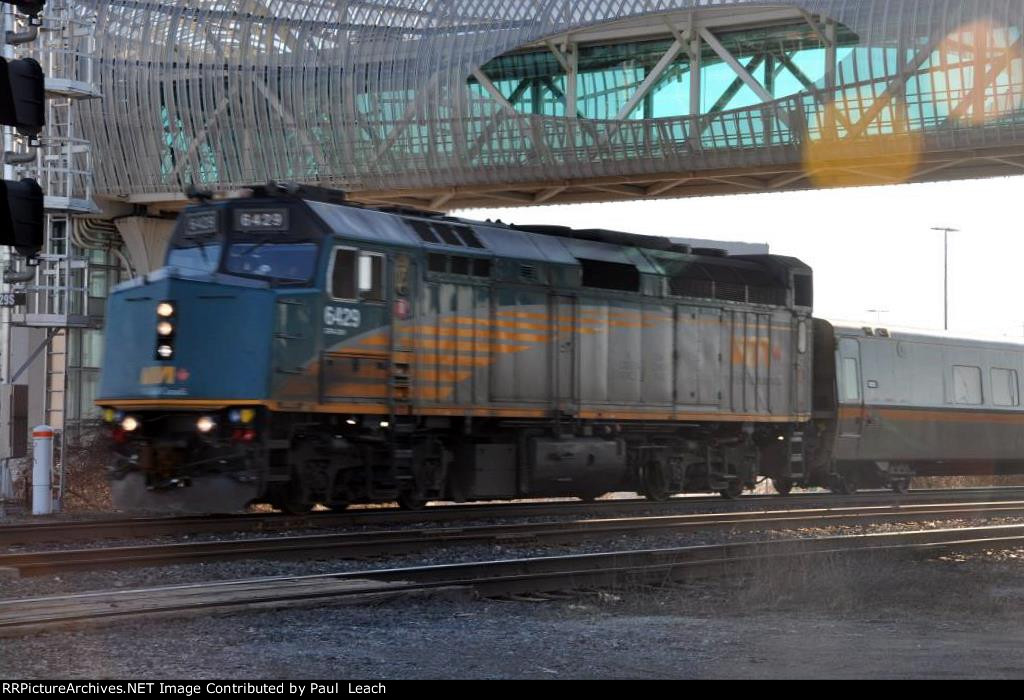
[2,523,1022,635]
[5,499,1024,576]
[4,487,1024,546]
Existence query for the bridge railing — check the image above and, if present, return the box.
[107,64,1024,193]
[348,74,1024,187]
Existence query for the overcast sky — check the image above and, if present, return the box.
[458,175,1024,339]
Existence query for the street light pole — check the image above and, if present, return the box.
[932,227,959,331]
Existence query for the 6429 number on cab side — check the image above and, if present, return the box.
[324,305,361,335]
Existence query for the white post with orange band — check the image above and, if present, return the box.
[32,425,53,515]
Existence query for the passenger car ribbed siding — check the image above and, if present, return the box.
[832,325,1024,465]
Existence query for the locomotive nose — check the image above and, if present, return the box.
[99,271,275,402]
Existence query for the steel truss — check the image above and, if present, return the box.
[69,0,1024,210]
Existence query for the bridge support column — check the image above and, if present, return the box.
[115,217,175,275]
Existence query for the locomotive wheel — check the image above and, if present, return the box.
[718,480,744,500]
[577,491,606,503]
[397,490,428,511]
[280,477,315,514]
[891,478,911,494]
[772,478,794,496]
[829,475,857,495]
[639,461,670,502]
[325,500,350,511]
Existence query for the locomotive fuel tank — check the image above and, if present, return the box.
[450,438,628,500]
[526,437,627,497]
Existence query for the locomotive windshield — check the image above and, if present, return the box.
[167,208,224,274]
[166,206,321,285]
[166,234,223,275]
[224,239,319,283]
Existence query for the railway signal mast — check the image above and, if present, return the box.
[0,0,44,261]
[0,0,100,512]
[0,0,44,511]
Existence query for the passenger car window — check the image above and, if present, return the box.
[952,365,983,405]
[331,249,358,299]
[991,368,1019,407]
[840,357,860,402]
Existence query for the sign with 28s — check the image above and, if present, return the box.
[0,292,26,308]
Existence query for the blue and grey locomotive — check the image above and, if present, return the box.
[97,185,814,512]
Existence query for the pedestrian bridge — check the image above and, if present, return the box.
[79,0,1024,211]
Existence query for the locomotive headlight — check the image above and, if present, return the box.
[196,416,216,433]
[157,302,175,318]
[121,416,139,432]
[156,344,174,359]
[157,321,174,337]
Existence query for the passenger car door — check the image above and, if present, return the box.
[836,337,865,448]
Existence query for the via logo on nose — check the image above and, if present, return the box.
[140,366,190,385]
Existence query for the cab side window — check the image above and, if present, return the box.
[332,248,385,301]
[331,249,358,300]
[359,253,384,301]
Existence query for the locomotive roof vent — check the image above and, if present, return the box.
[509,223,677,252]
[254,181,348,205]
[691,247,728,258]
[661,258,788,306]
[409,219,486,249]
[579,258,640,292]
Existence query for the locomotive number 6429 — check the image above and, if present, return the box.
[324,306,362,329]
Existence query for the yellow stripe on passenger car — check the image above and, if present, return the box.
[839,406,1024,424]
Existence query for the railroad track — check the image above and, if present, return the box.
[2,523,1022,635]
[4,486,1024,546]
[4,499,1024,576]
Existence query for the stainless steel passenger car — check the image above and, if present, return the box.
[799,320,1024,493]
